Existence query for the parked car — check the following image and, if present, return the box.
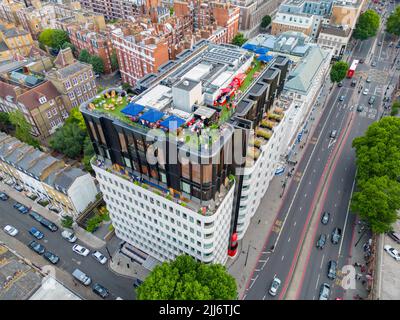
[29,211,43,223]
[13,184,23,192]
[351,79,357,87]
[321,211,330,225]
[72,244,90,256]
[378,41,382,46]
[5,179,14,186]
[338,81,343,87]
[40,219,58,232]
[268,276,281,297]
[363,88,369,95]
[319,283,331,300]
[330,130,337,139]
[331,228,342,244]
[61,230,77,243]
[3,225,18,236]
[133,278,143,288]
[29,227,44,240]
[356,105,364,112]
[13,202,22,210]
[339,95,345,101]
[92,283,110,298]
[92,251,107,264]
[387,231,400,244]
[368,96,376,105]
[316,234,327,249]
[48,205,61,214]
[28,240,45,255]
[43,251,60,264]
[72,269,91,286]
[366,77,371,83]
[0,192,9,201]
[359,59,364,64]
[13,202,29,214]
[371,61,377,67]
[327,260,337,280]
[384,245,400,261]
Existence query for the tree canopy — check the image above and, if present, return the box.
[353,10,380,40]
[232,33,247,47]
[111,50,119,71]
[0,112,14,134]
[8,110,40,148]
[136,255,237,300]
[65,107,87,131]
[386,6,400,36]
[49,122,86,158]
[38,29,70,49]
[89,55,105,74]
[351,117,400,233]
[261,15,272,28]
[78,49,91,63]
[330,61,349,83]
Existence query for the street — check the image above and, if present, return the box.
[0,196,137,300]
[244,0,399,300]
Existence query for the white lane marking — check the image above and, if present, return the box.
[338,175,357,256]
[263,295,266,300]
[281,255,285,261]
[320,254,326,269]
[261,260,268,270]
[288,237,291,242]
[255,269,261,272]
[249,274,259,289]
[315,274,321,290]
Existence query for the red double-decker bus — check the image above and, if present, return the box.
[347,59,359,78]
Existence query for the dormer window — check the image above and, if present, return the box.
[39,96,47,104]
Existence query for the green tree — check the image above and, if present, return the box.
[391,101,400,116]
[137,255,237,300]
[261,15,271,28]
[111,50,119,71]
[65,107,86,131]
[38,29,69,49]
[0,112,14,133]
[386,6,400,36]
[49,122,85,158]
[231,33,247,47]
[170,7,174,16]
[8,110,40,148]
[61,215,74,229]
[78,49,91,63]
[351,176,400,233]
[353,9,380,40]
[330,61,349,83]
[122,82,131,92]
[61,41,75,53]
[89,55,105,74]
[83,135,94,172]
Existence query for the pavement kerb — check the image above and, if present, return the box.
[283,112,355,300]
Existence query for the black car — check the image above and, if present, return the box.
[316,234,327,249]
[28,240,45,255]
[331,228,342,244]
[321,211,330,225]
[29,211,43,223]
[92,283,109,298]
[40,218,58,232]
[359,59,364,64]
[43,251,60,264]
[338,81,343,87]
[387,231,400,244]
[327,260,337,280]
[133,278,143,288]
[356,105,364,112]
[0,192,9,201]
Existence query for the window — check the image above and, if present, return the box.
[72,78,78,86]
[52,108,57,116]
[46,110,52,118]
[64,81,72,90]
[39,96,47,104]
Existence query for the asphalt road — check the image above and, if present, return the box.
[0,198,136,300]
[244,0,399,300]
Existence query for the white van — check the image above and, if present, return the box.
[72,269,91,286]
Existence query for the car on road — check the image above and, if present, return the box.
[72,269,91,286]
[3,225,18,236]
[359,59,364,64]
[378,41,382,46]
[61,230,77,243]
[92,283,110,298]
[339,95,345,101]
[351,79,357,87]
[331,228,342,244]
[13,202,29,214]
[0,192,9,201]
[316,234,327,249]
[13,184,23,192]
[366,77,371,83]
[92,251,107,264]
[268,276,281,297]
[327,260,337,280]
[319,283,331,300]
[29,211,43,223]
[338,81,343,87]
[72,244,90,256]
[40,218,58,232]
[29,227,44,240]
[356,105,364,112]
[329,130,337,139]
[13,202,22,210]
[384,245,400,261]
[363,88,369,95]
[43,251,60,264]
[28,240,45,255]
[321,211,330,225]
[133,278,143,288]
[387,231,400,244]
[371,61,377,67]
[368,96,376,105]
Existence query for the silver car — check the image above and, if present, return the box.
[319,283,331,300]
[268,276,281,296]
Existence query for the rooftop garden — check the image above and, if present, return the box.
[239,59,264,93]
[88,90,131,124]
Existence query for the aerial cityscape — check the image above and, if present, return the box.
[0,0,399,304]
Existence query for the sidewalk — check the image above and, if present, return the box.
[0,182,105,249]
[229,80,331,299]
[108,250,150,281]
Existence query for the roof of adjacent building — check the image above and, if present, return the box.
[55,61,90,78]
[0,41,8,52]
[53,167,87,190]
[284,46,329,94]
[3,28,29,38]
[17,81,60,110]
[320,24,351,37]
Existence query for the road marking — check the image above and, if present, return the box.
[320,254,325,269]
[338,175,357,256]
[249,274,259,289]
[255,269,261,272]
[293,221,297,226]
[261,259,268,270]
[288,237,291,242]
[281,255,285,261]
[304,194,307,198]
[315,274,321,290]
[259,259,268,263]
[263,295,266,300]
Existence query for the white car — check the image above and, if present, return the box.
[3,225,18,236]
[363,88,369,95]
[384,245,400,261]
[268,276,281,296]
[61,230,77,243]
[72,244,90,256]
[92,251,108,265]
